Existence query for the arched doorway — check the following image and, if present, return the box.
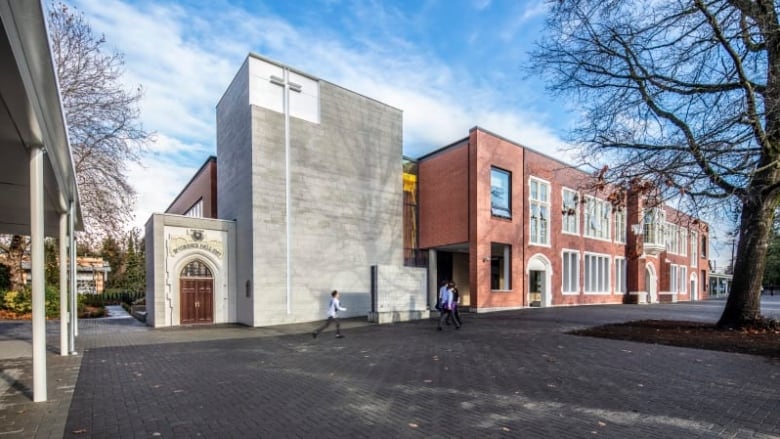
[180,260,214,324]
[527,254,552,307]
[645,263,657,304]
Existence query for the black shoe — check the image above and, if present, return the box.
[312,332,318,339]
[437,327,442,331]
[456,325,461,330]
[336,334,344,338]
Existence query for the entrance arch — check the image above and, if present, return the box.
[180,259,214,324]
[645,263,657,304]
[527,254,552,307]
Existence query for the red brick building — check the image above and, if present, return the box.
[415,127,709,311]
[165,156,218,218]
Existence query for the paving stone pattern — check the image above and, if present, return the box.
[1,298,778,438]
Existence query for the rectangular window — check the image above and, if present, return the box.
[701,235,707,258]
[615,258,626,293]
[678,266,687,294]
[562,250,579,294]
[562,188,579,235]
[614,210,626,243]
[690,231,698,266]
[491,167,511,219]
[680,229,688,257]
[490,243,511,290]
[670,264,678,292]
[584,197,611,240]
[529,178,550,245]
[584,253,610,293]
[185,199,204,218]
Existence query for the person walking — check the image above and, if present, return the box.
[437,279,449,311]
[313,290,347,338]
[450,284,463,327]
[437,283,460,331]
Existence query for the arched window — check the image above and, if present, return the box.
[180,260,212,278]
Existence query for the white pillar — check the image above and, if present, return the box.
[69,205,78,347]
[59,212,68,356]
[30,145,46,402]
[428,249,438,309]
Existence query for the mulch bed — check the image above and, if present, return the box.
[571,320,780,359]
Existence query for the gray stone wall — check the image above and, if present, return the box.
[144,214,236,327]
[369,264,429,324]
[216,59,254,326]
[249,70,404,326]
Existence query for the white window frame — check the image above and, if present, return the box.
[614,257,626,294]
[584,196,611,241]
[643,208,665,246]
[561,188,579,235]
[690,231,698,267]
[490,167,512,219]
[670,263,679,292]
[584,252,611,294]
[614,209,626,244]
[529,177,551,246]
[562,250,579,295]
[185,198,204,218]
[678,266,687,294]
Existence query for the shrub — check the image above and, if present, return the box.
[2,289,32,314]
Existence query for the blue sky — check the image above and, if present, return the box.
[66,0,735,265]
[67,0,569,220]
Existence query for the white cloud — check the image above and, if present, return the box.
[70,0,570,230]
[127,155,197,229]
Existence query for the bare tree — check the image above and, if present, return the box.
[48,1,151,241]
[533,0,780,328]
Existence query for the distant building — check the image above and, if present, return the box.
[20,257,110,294]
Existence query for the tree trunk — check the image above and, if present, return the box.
[7,235,27,292]
[717,200,774,328]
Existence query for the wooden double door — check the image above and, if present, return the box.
[180,260,214,324]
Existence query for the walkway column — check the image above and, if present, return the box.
[69,202,78,350]
[428,249,438,309]
[30,144,46,402]
[59,211,68,356]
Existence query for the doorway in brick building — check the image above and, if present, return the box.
[180,260,214,324]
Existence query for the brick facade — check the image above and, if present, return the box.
[417,127,710,311]
[165,156,218,218]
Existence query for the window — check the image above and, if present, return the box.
[562,188,579,235]
[643,208,665,246]
[690,231,698,266]
[562,250,579,294]
[669,264,687,293]
[584,197,611,240]
[491,167,511,218]
[490,243,511,290]
[614,209,626,244]
[185,199,204,218]
[615,257,626,293]
[701,235,707,258]
[584,253,610,293]
[529,178,550,245]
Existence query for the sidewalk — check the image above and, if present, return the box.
[1,298,778,438]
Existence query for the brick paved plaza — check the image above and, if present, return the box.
[1,298,778,438]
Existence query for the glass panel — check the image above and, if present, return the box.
[491,168,511,218]
[181,260,213,278]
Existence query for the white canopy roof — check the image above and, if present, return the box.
[0,0,82,235]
